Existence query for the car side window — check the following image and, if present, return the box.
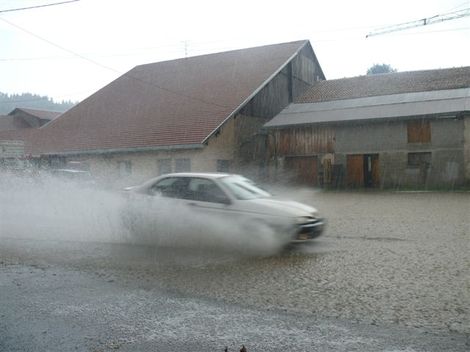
[187,178,230,204]
[150,177,189,199]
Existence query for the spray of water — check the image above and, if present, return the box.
[121,195,288,255]
[0,171,126,243]
[0,171,288,257]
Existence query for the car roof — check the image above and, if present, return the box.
[161,172,232,179]
[51,169,90,173]
[135,172,241,189]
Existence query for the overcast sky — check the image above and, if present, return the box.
[1,0,469,103]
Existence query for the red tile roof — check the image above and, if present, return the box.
[296,66,470,103]
[1,107,62,131]
[0,116,21,131]
[35,41,309,155]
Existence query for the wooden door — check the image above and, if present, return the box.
[347,154,364,187]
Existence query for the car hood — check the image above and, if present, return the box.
[237,197,318,218]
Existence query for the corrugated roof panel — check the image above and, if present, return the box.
[266,89,470,127]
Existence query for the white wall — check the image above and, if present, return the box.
[67,118,236,188]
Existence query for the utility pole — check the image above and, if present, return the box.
[182,40,189,58]
[366,8,470,38]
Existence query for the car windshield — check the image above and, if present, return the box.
[219,175,271,200]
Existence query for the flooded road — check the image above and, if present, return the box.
[1,191,469,351]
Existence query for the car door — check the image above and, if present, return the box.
[180,177,236,235]
[145,176,232,237]
[145,176,236,241]
[143,176,191,239]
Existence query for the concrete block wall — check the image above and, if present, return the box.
[379,152,407,188]
[464,116,470,184]
[332,118,465,188]
[335,121,406,153]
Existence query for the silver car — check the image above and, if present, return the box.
[123,173,325,247]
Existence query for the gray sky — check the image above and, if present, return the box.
[1,0,469,102]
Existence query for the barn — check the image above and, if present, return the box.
[30,40,324,186]
[265,67,470,188]
[0,108,62,170]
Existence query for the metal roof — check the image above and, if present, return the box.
[265,88,470,128]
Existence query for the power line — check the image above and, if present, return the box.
[0,0,79,14]
[366,8,470,37]
[0,16,230,110]
[0,42,188,62]
[0,17,119,73]
[379,25,470,36]
[3,22,470,63]
[445,1,470,12]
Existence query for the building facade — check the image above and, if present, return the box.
[265,72,470,189]
[31,41,324,187]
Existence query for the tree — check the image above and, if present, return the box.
[366,63,397,75]
[0,92,76,114]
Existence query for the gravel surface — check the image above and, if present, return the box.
[177,190,470,335]
[0,258,467,351]
[1,190,469,350]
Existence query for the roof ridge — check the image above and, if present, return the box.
[134,40,309,69]
[286,87,470,114]
[14,107,63,114]
[296,66,470,103]
[318,65,470,83]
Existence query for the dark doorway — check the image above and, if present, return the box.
[347,154,379,188]
[363,154,379,187]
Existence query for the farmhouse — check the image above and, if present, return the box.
[0,108,61,169]
[31,40,324,186]
[265,67,470,188]
[0,107,61,131]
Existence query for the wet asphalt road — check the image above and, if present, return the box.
[1,191,469,351]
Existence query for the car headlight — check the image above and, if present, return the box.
[296,215,316,224]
